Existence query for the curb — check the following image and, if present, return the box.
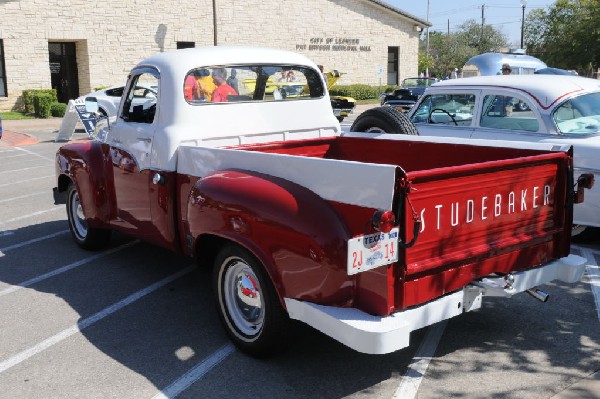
[0,130,38,147]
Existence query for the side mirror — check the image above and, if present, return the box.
[85,97,99,114]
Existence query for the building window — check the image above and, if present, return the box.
[177,42,195,49]
[387,47,399,86]
[0,40,7,97]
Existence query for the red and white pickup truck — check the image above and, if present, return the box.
[53,46,590,357]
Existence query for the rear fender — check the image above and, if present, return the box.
[55,141,114,226]
[186,169,354,307]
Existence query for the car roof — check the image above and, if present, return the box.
[430,75,600,109]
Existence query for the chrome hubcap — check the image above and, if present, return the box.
[223,258,264,337]
[70,191,87,239]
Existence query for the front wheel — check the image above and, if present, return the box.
[66,184,111,250]
[213,245,291,357]
[350,106,419,135]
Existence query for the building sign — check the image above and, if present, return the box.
[49,62,61,74]
[296,38,371,52]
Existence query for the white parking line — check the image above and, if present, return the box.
[0,207,63,226]
[2,153,30,159]
[0,265,195,374]
[393,321,447,399]
[0,230,69,255]
[0,175,54,188]
[152,344,236,399]
[0,240,139,297]
[0,191,47,204]
[0,165,48,174]
[579,248,600,322]
[14,147,56,162]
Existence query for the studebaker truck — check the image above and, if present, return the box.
[53,46,591,357]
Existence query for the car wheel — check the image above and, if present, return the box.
[213,244,292,357]
[350,106,419,135]
[66,184,111,250]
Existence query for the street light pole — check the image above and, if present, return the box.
[520,0,527,49]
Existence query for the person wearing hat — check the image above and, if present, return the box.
[501,63,512,75]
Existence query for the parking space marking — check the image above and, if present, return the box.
[0,175,54,188]
[0,265,195,374]
[0,207,63,227]
[14,146,56,162]
[393,320,447,399]
[0,191,47,204]
[2,153,30,159]
[579,248,600,322]
[0,165,49,174]
[0,240,139,297]
[152,344,236,399]
[0,229,69,256]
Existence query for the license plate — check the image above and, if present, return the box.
[347,228,399,275]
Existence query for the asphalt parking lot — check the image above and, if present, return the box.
[0,117,599,398]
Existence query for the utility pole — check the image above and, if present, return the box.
[520,0,527,49]
[480,4,486,49]
[213,0,218,46]
[426,0,430,76]
[447,19,450,35]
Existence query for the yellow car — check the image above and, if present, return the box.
[324,70,356,122]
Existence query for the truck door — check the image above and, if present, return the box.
[108,69,159,238]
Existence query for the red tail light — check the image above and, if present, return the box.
[372,210,395,233]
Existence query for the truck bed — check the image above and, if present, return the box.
[179,134,572,313]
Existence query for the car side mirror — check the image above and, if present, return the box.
[85,97,99,114]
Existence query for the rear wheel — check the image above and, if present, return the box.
[350,106,419,135]
[213,245,291,357]
[66,184,111,250]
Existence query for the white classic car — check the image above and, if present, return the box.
[77,84,157,117]
[406,75,600,231]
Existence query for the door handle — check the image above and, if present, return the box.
[137,137,152,142]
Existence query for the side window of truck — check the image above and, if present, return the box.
[183,64,324,104]
[121,71,159,124]
[411,93,476,126]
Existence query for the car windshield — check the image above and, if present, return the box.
[401,78,437,88]
[554,92,600,134]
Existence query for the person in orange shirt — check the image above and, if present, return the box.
[196,69,217,101]
[211,68,238,102]
[184,73,199,101]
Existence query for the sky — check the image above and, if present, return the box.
[384,1,557,46]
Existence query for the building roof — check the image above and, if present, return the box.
[367,0,431,27]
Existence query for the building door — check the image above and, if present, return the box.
[387,47,399,85]
[49,42,79,103]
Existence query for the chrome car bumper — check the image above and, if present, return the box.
[285,254,586,355]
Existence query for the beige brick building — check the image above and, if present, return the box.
[0,0,428,112]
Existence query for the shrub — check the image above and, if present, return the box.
[22,89,58,114]
[50,102,68,117]
[329,84,380,100]
[33,93,55,118]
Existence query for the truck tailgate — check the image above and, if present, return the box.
[400,152,572,307]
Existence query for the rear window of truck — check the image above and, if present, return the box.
[183,64,324,104]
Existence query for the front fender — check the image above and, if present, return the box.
[55,141,114,227]
[187,169,355,307]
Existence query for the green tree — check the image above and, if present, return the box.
[525,0,600,73]
[420,19,508,78]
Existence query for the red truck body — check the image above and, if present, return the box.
[53,47,588,356]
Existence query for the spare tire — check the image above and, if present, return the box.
[351,106,419,135]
